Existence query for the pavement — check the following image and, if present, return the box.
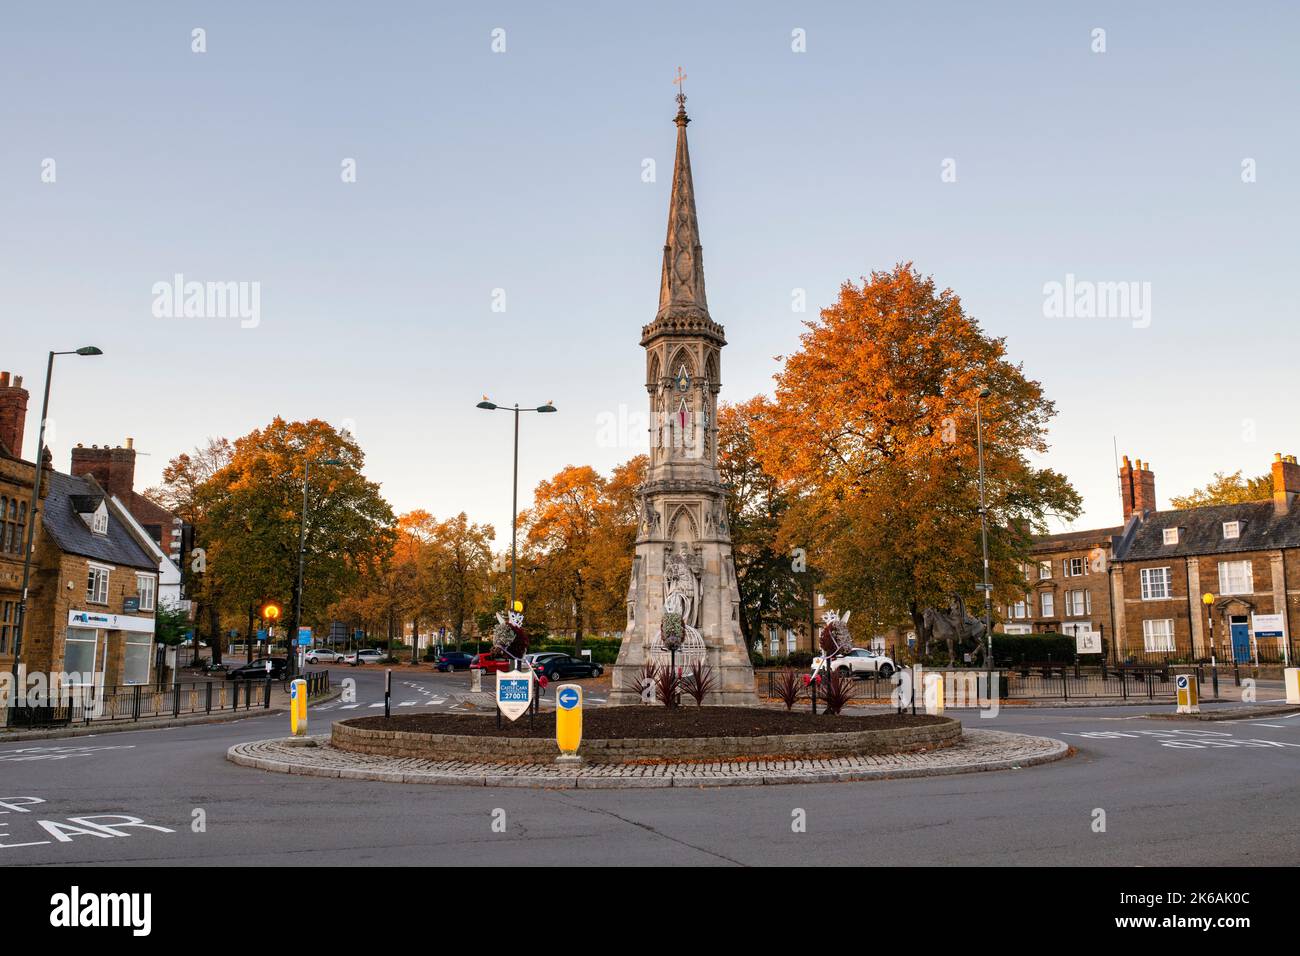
[227,728,1069,787]
[0,664,1296,866]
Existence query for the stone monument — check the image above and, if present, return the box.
[609,82,758,706]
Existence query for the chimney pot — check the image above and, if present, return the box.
[125,437,134,450]
[0,371,30,457]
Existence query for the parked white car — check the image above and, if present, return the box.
[827,648,897,678]
[344,648,386,666]
[305,648,345,664]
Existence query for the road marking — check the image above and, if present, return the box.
[1252,723,1285,728]
[399,701,417,707]
[368,702,384,708]
[339,704,359,710]
[0,746,136,762]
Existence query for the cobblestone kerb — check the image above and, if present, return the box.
[227,729,1068,788]
[330,713,962,764]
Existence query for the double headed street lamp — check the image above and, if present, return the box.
[8,347,102,718]
[289,456,343,679]
[476,398,556,616]
[974,386,994,684]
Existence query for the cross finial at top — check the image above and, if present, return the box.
[673,66,687,109]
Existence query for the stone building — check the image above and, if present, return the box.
[1015,527,1121,648]
[609,92,757,705]
[24,470,160,686]
[1109,453,1300,664]
[0,371,36,663]
[1012,452,1300,664]
[0,371,160,694]
[71,439,192,572]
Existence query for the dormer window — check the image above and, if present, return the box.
[1163,528,1179,545]
[73,495,109,535]
[1222,521,1240,540]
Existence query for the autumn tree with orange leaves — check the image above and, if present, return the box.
[519,456,645,652]
[196,418,396,653]
[752,263,1081,649]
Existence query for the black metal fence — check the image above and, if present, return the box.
[759,662,1234,704]
[6,678,275,729]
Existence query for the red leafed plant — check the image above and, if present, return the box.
[773,668,803,711]
[622,660,659,702]
[681,660,716,706]
[820,668,857,716]
[654,662,683,708]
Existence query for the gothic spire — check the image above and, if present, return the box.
[644,82,726,346]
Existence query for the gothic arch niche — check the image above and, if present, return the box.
[667,346,696,385]
[704,351,718,387]
[666,503,698,544]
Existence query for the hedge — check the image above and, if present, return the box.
[992,632,1088,665]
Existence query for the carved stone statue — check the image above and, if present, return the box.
[663,548,700,629]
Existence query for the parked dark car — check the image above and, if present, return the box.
[531,653,603,681]
[435,652,475,672]
[226,657,287,680]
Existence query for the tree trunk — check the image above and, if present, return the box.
[910,601,928,660]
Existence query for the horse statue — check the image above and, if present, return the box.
[921,597,989,667]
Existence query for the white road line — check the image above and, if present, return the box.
[340,704,360,709]
[399,701,418,706]
[1252,723,1285,728]
[368,702,385,708]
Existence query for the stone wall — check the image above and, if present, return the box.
[332,715,961,764]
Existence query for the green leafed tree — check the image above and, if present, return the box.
[1169,471,1271,509]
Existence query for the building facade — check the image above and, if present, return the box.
[1016,452,1300,665]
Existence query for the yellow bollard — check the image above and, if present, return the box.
[555,683,583,764]
[290,678,308,735]
[924,672,944,715]
[1175,674,1200,714]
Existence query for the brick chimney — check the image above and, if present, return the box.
[70,438,137,502]
[1272,453,1300,516]
[0,371,29,458]
[1120,455,1157,521]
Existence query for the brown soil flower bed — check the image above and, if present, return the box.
[334,708,960,764]
[349,707,943,739]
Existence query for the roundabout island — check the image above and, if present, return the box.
[227,708,1069,789]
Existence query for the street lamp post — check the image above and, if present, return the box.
[1203,592,1217,699]
[290,457,343,679]
[7,347,102,722]
[975,387,994,690]
[476,398,556,615]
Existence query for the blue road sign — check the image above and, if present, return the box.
[558,687,580,710]
[499,678,531,703]
[256,629,268,641]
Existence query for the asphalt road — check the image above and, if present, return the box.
[1,666,1297,866]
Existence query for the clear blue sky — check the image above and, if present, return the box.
[3,1,1296,540]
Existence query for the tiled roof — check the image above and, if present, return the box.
[1033,526,1124,552]
[41,470,157,570]
[1116,499,1300,561]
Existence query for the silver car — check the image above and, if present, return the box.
[305,648,345,664]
